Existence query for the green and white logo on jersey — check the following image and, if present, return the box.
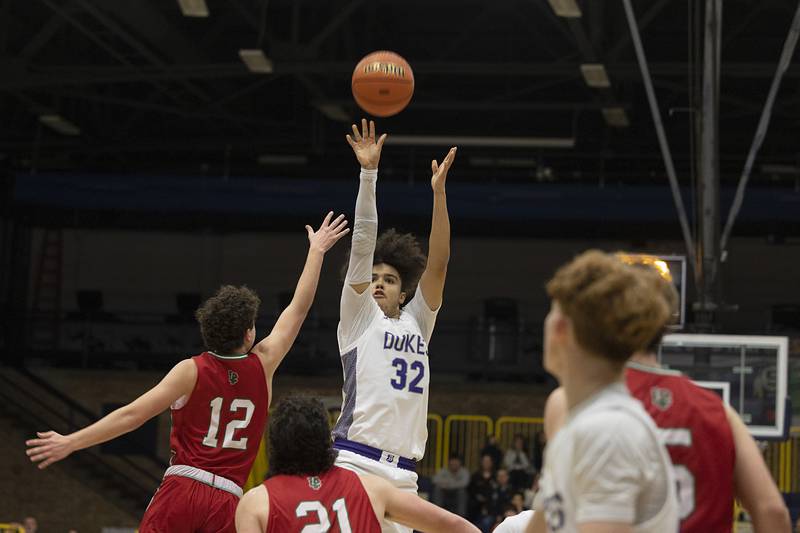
[308,476,322,490]
[651,386,673,411]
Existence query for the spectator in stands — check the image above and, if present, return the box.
[495,504,519,529]
[468,453,497,532]
[492,468,514,517]
[432,454,470,517]
[510,492,525,514]
[523,472,540,510]
[22,517,37,533]
[7,517,38,533]
[502,434,532,490]
[479,435,503,470]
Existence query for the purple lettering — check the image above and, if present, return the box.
[403,335,415,353]
[384,331,395,349]
[417,337,426,355]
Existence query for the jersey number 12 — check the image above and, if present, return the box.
[202,397,255,450]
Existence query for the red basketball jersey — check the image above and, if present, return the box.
[264,466,382,533]
[169,352,269,487]
[625,362,735,533]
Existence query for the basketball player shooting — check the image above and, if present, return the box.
[25,212,350,533]
[542,259,792,533]
[235,396,479,533]
[330,118,456,533]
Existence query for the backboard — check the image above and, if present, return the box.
[659,334,789,439]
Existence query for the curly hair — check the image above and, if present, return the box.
[267,396,336,478]
[194,285,260,355]
[340,228,428,303]
[374,229,427,299]
[546,250,672,365]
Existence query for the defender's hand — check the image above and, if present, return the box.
[346,119,387,170]
[431,147,457,193]
[26,431,75,469]
[306,211,350,254]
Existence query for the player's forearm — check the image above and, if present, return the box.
[750,501,792,533]
[287,248,325,315]
[345,168,378,284]
[426,191,450,273]
[431,513,479,533]
[68,405,145,452]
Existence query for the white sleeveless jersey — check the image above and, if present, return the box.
[333,285,438,460]
[494,511,535,533]
[538,383,678,533]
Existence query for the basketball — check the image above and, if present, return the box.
[351,51,414,117]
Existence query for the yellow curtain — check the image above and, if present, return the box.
[243,435,269,492]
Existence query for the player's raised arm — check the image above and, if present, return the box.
[417,146,457,311]
[343,118,386,296]
[726,404,791,532]
[26,358,197,469]
[254,212,349,374]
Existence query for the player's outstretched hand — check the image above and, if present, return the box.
[306,211,350,254]
[346,118,387,170]
[26,430,74,469]
[431,147,457,193]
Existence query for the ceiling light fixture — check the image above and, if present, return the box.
[39,114,81,136]
[238,49,274,73]
[580,64,611,88]
[176,0,209,17]
[386,135,574,148]
[314,103,350,122]
[547,0,582,18]
[761,164,800,175]
[468,157,538,168]
[257,154,308,166]
[602,107,630,128]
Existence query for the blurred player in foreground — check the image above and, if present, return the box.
[495,510,535,533]
[26,213,349,533]
[526,250,679,533]
[235,396,479,533]
[543,255,791,533]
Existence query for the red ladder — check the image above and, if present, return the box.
[31,228,63,350]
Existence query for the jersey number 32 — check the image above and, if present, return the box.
[390,358,425,394]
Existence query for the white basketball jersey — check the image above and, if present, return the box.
[538,383,678,533]
[494,511,535,533]
[333,286,438,460]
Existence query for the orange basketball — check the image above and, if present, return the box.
[351,51,414,117]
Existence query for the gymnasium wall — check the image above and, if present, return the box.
[38,228,800,330]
